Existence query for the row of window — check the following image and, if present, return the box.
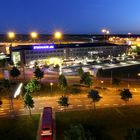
[69,46,126,52]
[25,49,64,54]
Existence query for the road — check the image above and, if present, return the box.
[0,87,140,117]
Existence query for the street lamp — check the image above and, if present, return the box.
[101,29,106,33]
[101,80,104,89]
[54,31,62,43]
[8,31,15,40]
[30,31,38,42]
[7,31,15,61]
[7,31,15,46]
[106,30,110,34]
[101,29,110,41]
[128,32,132,38]
[50,82,53,93]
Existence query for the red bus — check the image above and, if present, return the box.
[41,107,53,140]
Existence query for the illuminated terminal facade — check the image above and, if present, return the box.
[11,43,129,64]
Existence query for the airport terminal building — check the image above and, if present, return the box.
[11,42,129,64]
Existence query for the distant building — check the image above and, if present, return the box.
[11,42,129,64]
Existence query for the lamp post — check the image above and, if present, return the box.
[101,80,104,89]
[50,82,53,93]
[7,31,15,65]
[30,31,38,42]
[8,31,15,41]
[7,31,15,48]
[101,29,110,41]
[54,31,62,43]
[102,29,106,41]
[128,32,132,38]
[127,73,130,88]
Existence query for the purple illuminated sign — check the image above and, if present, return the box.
[33,45,54,50]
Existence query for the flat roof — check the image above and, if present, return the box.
[11,42,128,51]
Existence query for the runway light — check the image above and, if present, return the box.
[14,83,23,98]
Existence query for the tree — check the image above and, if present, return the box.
[54,64,60,74]
[125,128,140,140]
[10,66,21,79]
[24,93,34,116]
[34,61,38,68]
[24,79,41,94]
[0,100,2,107]
[0,59,6,70]
[64,124,87,140]
[58,74,68,93]
[120,89,132,104]
[58,96,69,111]
[80,72,93,87]
[34,67,44,81]
[88,89,102,110]
[0,79,11,97]
[63,124,96,140]
[78,67,84,77]
[2,79,10,89]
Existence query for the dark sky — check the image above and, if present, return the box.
[0,0,140,34]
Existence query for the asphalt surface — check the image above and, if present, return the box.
[0,87,140,118]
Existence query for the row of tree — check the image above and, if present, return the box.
[57,88,132,111]
[9,66,44,81]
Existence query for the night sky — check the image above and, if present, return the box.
[0,0,140,34]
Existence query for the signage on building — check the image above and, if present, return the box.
[33,45,54,50]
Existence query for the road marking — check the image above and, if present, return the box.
[40,103,46,105]
[104,104,110,106]
[39,107,43,110]
[3,108,9,110]
[19,109,25,111]
[86,105,92,107]
[0,113,7,115]
[113,104,118,106]
[3,103,9,106]
[77,105,83,107]
[59,108,64,111]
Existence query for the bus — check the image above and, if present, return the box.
[41,107,53,140]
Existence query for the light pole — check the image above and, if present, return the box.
[101,80,104,89]
[7,31,15,59]
[101,29,106,41]
[30,31,38,42]
[128,73,130,88]
[101,29,110,41]
[8,31,15,43]
[128,32,132,38]
[54,31,62,43]
[50,82,53,93]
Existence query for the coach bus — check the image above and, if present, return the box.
[41,107,53,140]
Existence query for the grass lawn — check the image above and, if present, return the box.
[0,114,40,140]
[34,83,86,97]
[56,105,140,140]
